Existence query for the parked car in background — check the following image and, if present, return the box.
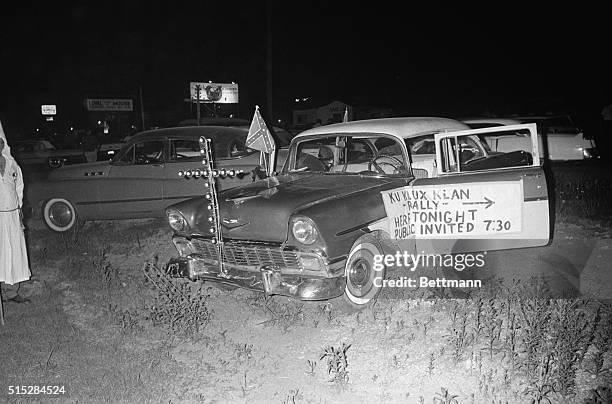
[96,140,128,162]
[165,117,550,307]
[27,125,291,232]
[463,115,599,160]
[13,139,86,168]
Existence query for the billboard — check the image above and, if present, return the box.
[41,105,57,115]
[190,82,239,103]
[86,98,133,112]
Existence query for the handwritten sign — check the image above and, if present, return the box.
[381,182,523,239]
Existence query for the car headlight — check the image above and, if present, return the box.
[291,216,319,245]
[582,147,599,159]
[167,210,186,232]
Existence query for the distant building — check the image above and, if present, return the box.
[292,100,393,131]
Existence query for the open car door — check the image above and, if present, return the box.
[402,123,550,254]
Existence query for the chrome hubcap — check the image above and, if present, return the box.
[49,202,73,227]
[349,258,371,291]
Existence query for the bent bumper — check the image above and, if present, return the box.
[166,256,345,301]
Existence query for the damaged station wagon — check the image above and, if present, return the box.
[165,117,551,307]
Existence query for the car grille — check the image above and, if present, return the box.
[191,239,302,270]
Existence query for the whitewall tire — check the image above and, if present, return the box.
[344,234,386,306]
[43,198,81,232]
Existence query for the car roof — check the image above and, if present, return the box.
[128,125,248,142]
[512,115,568,120]
[294,117,469,141]
[177,117,251,127]
[127,124,292,147]
[462,118,522,125]
[17,138,48,142]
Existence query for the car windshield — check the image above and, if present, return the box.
[284,133,409,176]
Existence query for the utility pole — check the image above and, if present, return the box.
[266,0,273,120]
[139,85,145,131]
[195,84,202,125]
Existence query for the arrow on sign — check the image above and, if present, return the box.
[462,196,495,209]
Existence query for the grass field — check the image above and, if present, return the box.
[1,160,611,403]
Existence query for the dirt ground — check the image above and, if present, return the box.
[1,215,611,403]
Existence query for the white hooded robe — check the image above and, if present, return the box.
[0,120,31,285]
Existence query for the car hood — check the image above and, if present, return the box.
[209,174,395,242]
[48,161,111,180]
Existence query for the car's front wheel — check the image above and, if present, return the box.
[42,198,83,232]
[344,233,386,307]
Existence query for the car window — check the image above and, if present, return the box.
[168,139,201,162]
[400,135,437,159]
[40,140,56,150]
[438,129,537,174]
[119,140,165,165]
[271,127,292,147]
[167,135,256,161]
[289,134,407,175]
[16,143,34,153]
[225,138,254,159]
[438,135,487,173]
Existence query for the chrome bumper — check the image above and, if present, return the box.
[165,256,345,301]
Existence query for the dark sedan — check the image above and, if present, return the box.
[27,125,290,232]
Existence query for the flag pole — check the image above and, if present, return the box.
[269,148,276,176]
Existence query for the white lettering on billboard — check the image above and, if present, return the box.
[86,99,133,112]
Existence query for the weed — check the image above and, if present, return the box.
[259,298,305,333]
[60,223,84,253]
[318,302,335,323]
[305,359,317,376]
[92,246,117,293]
[109,306,144,333]
[523,380,556,404]
[548,299,594,394]
[233,342,254,362]
[518,297,551,377]
[320,342,351,384]
[423,314,434,337]
[584,304,612,376]
[143,260,211,335]
[446,300,474,362]
[522,348,557,404]
[245,291,267,309]
[583,385,612,404]
[282,388,303,404]
[503,308,519,370]
[481,298,503,360]
[433,387,459,404]
[240,369,252,397]
[35,245,49,265]
[44,344,58,372]
[427,352,435,376]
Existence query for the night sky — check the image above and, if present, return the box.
[1,2,609,137]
